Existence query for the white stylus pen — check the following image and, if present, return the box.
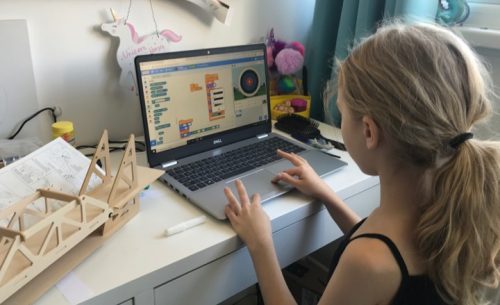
[165,215,207,236]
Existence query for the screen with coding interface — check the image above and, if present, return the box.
[138,49,268,154]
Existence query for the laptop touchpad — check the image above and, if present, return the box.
[266,159,293,175]
[225,169,289,199]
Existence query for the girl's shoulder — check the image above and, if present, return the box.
[343,235,403,281]
[352,216,427,275]
[324,237,402,305]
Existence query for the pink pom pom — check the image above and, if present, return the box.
[288,41,305,56]
[266,46,274,67]
[275,48,304,75]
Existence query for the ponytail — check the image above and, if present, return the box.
[416,140,500,304]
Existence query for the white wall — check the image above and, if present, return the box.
[0,0,316,145]
[460,1,500,140]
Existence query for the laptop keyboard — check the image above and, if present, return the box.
[166,137,305,191]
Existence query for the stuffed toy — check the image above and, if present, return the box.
[266,29,305,94]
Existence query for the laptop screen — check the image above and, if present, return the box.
[136,45,269,156]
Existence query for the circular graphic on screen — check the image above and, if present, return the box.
[239,68,260,97]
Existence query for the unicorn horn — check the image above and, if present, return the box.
[110,8,119,21]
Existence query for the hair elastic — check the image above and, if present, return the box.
[449,132,473,149]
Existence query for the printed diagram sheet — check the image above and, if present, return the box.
[0,138,100,211]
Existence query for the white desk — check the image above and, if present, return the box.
[34,123,379,305]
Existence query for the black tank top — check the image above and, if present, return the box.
[329,219,447,305]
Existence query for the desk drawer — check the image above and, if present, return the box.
[118,299,134,305]
[154,184,379,305]
[153,209,340,304]
[154,244,256,305]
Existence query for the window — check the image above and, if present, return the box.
[468,0,500,4]
[452,0,500,49]
[466,0,500,29]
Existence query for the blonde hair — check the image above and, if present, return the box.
[334,22,500,305]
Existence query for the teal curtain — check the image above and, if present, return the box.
[305,0,439,126]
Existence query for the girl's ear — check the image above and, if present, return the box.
[361,115,380,150]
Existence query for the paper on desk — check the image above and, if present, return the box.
[0,137,100,212]
[56,272,94,305]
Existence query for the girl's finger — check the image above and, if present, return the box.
[292,152,307,163]
[276,172,300,187]
[251,193,261,206]
[277,149,303,166]
[282,167,302,177]
[224,187,241,213]
[235,179,250,207]
[225,205,237,222]
[272,167,301,183]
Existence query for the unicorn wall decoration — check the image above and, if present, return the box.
[101,9,182,93]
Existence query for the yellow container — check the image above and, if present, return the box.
[52,121,75,145]
[270,95,311,120]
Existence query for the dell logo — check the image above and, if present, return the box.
[213,139,223,145]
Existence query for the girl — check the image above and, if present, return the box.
[224,22,500,305]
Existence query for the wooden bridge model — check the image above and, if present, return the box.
[0,131,163,304]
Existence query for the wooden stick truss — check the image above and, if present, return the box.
[0,130,164,304]
[0,190,111,297]
[79,129,112,196]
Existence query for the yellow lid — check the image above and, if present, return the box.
[52,121,74,134]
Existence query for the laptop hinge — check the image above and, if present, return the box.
[161,160,178,169]
[257,133,269,139]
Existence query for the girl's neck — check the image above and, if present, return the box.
[376,162,425,221]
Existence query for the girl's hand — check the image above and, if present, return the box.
[272,149,333,202]
[224,179,273,252]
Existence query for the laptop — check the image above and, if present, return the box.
[135,43,347,220]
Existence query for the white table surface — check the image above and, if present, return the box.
[32,122,379,305]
